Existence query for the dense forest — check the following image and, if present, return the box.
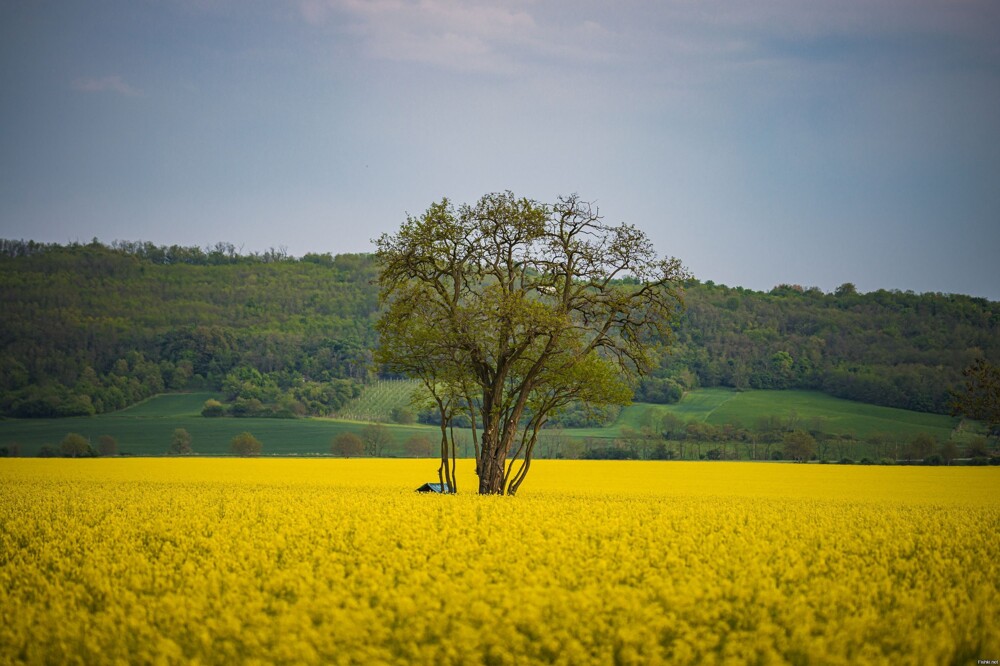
[1,238,997,420]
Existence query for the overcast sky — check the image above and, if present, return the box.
[2,1,998,299]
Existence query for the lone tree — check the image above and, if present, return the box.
[331,432,364,457]
[230,432,262,457]
[360,423,392,457]
[169,428,193,455]
[376,192,687,495]
[59,432,94,458]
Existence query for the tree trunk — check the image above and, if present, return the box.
[477,427,510,494]
[478,448,507,494]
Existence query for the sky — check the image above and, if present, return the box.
[1,1,998,299]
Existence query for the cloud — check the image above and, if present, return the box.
[299,0,615,73]
[71,75,143,97]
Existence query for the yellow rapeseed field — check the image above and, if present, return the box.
[1,459,997,665]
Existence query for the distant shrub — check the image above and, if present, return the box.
[60,433,96,458]
[923,455,942,466]
[98,435,118,456]
[403,435,432,457]
[650,443,674,460]
[583,446,637,460]
[202,399,225,417]
[969,457,989,466]
[839,458,854,465]
[390,407,416,425]
[331,432,364,457]
[230,432,262,457]
[169,428,193,455]
[38,445,58,458]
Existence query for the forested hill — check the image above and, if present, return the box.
[1,239,997,418]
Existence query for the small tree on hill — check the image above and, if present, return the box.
[331,432,364,457]
[169,428,193,455]
[60,433,95,458]
[230,432,262,456]
[906,432,937,462]
[783,430,816,462]
[390,406,416,424]
[939,440,959,466]
[404,434,433,457]
[202,399,225,417]
[98,435,118,456]
[361,423,392,457]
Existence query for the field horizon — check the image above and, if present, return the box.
[0,387,979,460]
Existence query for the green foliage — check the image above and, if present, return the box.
[661,281,999,414]
[390,407,415,424]
[375,193,687,494]
[202,399,225,417]
[230,432,262,457]
[950,358,1000,433]
[0,240,377,419]
[2,238,997,430]
[59,432,95,458]
[634,376,683,405]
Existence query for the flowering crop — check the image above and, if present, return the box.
[1,459,997,665]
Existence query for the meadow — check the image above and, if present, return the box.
[0,387,968,458]
[0,459,997,665]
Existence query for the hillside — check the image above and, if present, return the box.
[1,238,997,420]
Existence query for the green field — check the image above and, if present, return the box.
[0,388,973,458]
[0,393,451,457]
[609,388,962,440]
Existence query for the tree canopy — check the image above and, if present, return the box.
[375,192,688,494]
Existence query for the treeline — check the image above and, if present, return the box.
[1,239,998,419]
[539,416,998,465]
[644,282,999,414]
[0,240,377,418]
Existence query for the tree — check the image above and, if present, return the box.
[951,359,1000,438]
[201,399,225,417]
[390,406,416,424]
[376,192,687,494]
[360,423,392,457]
[783,430,816,462]
[98,435,118,456]
[939,440,959,466]
[230,432,262,456]
[169,428,193,455]
[906,432,937,462]
[404,434,433,457]
[331,432,364,457]
[60,433,94,458]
